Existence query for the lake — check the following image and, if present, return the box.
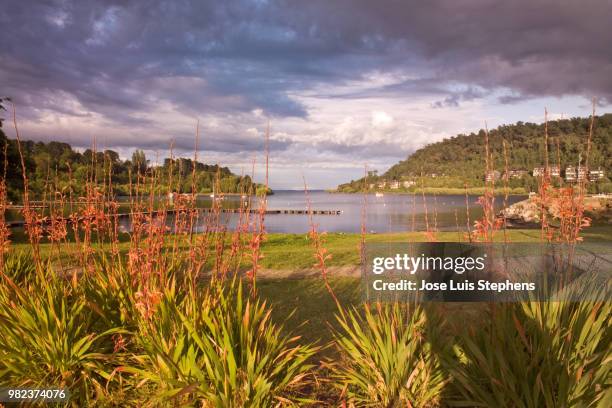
[125,190,526,234]
[6,191,527,236]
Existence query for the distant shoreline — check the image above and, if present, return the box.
[327,188,529,196]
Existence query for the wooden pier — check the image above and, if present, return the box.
[5,207,342,228]
[200,208,342,215]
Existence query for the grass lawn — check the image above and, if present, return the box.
[258,226,612,269]
[229,226,612,349]
[257,277,492,356]
[12,226,612,272]
[258,277,360,349]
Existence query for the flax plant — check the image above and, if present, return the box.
[1,250,35,283]
[449,295,611,407]
[332,303,448,407]
[127,279,318,407]
[0,261,126,405]
[304,176,339,306]
[473,123,502,242]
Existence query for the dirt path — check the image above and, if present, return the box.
[51,264,362,280]
[258,265,360,279]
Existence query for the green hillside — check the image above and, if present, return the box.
[0,131,267,202]
[338,114,612,194]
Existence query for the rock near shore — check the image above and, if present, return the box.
[500,195,612,225]
[500,199,541,225]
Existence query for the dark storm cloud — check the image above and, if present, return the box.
[1,0,611,154]
[21,121,291,154]
[291,0,612,103]
[0,0,313,121]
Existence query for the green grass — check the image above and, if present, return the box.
[258,277,360,348]
[12,227,612,271]
[259,227,612,269]
[251,227,612,351]
[257,278,493,354]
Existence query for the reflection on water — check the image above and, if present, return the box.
[114,191,526,234]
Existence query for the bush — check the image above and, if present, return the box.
[449,299,611,407]
[128,280,318,406]
[0,275,124,404]
[332,303,448,407]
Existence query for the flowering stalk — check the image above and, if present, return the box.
[303,176,339,306]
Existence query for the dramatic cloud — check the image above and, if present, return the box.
[1,0,610,188]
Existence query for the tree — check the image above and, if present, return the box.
[0,96,9,128]
[104,149,120,164]
[0,124,264,200]
[131,150,148,175]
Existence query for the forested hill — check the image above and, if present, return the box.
[337,114,612,193]
[0,128,267,202]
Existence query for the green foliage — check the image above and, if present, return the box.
[80,256,137,332]
[1,245,611,406]
[339,114,612,193]
[0,137,265,201]
[2,250,36,283]
[449,298,611,407]
[128,280,318,406]
[131,149,148,175]
[332,303,448,407]
[256,184,274,196]
[0,267,124,405]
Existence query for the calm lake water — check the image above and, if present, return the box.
[123,190,526,234]
[7,191,527,236]
[247,190,525,233]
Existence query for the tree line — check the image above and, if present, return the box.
[338,114,612,194]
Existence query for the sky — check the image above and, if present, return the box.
[1,0,611,189]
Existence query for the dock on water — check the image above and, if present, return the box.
[5,207,342,228]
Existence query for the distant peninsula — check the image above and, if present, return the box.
[336,114,611,195]
[0,129,270,202]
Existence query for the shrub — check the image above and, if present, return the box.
[128,279,318,407]
[449,299,611,407]
[0,275,124,404]
[332,303,448,407]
